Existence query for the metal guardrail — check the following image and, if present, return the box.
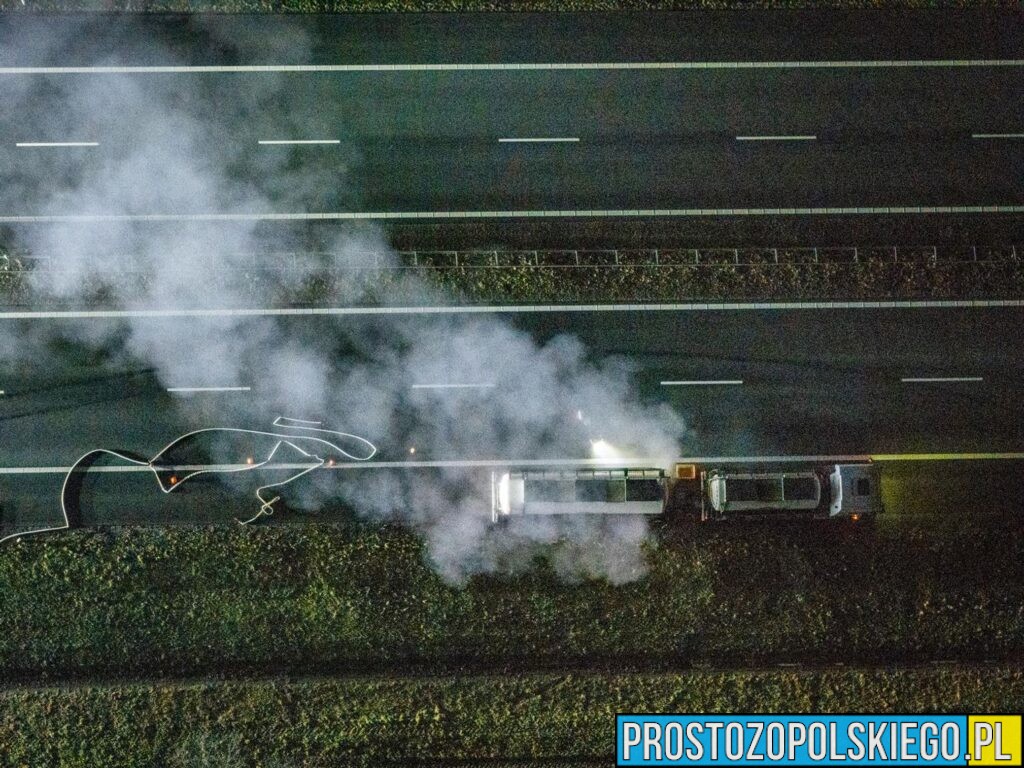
[1,245,1020,274]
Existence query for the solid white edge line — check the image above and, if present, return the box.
[736,135,817,141]
[498,138,580,143]
[257,140,341,145]
[3,60,1024,75]
[15,142,99,147]
[900,377,984,383]
[972,133,1024,139]
[166,386,252,392]
[660,380,744,386]
[8,453,1024,475]
[3,299,1024,320]
[3,205,1023,223]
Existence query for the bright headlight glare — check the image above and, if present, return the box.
[590,439,619,460]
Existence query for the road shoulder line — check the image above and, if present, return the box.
[2,298,1022,321]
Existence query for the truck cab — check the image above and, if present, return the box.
[828,463,883,518]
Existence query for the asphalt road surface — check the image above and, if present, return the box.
[0,11,1022,218]
[1,11,1022,533]
[1,305,1022,530]
[2,12,1022,69]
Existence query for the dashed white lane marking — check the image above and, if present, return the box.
[2,59,1023,75]
[660,380,744,386]
[410,383,496,389]
[257,139,340,145]
[3,205,1022,223]
[166,386,252,393]
[972,133,1024,139]
[900,376,984,383]
[736,135,817,141]
[15,142,98,147]
[2,298,1023,321]
[498,137,580,143]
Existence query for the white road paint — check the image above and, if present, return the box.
[972,133,1024,139]
[2,59,1023,75]
[410,383,496,389]
[3,204,1022,224]
[15,141,98,148]
[736,135,817,141]
[166,386,252,393]
[7,452,1024,477]
[900,376,984,383]
[2,298,1022,322]
[660,380,744,386]
[498,137,579,143]
[258,139,340,145]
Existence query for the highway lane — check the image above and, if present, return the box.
[2,306,1021,462]
[529,305,1024,456]
[1,305,1022,530]
[1,11,1022,533]
[2,66,1023,216]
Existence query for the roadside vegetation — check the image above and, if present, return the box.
[2,518,1022,681]
[0,0,1016,11]
[418,258,1024,304]
[2,666,1022,767]
[3,245,1022,307]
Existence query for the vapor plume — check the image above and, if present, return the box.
[0,21,686,582]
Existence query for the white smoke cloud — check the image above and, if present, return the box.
[0,23,687,582]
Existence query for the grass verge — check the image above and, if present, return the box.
[419,260,1024,303]
[2,666,1022,768]
[2,518,1023,680]
[1,0,1018,12]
